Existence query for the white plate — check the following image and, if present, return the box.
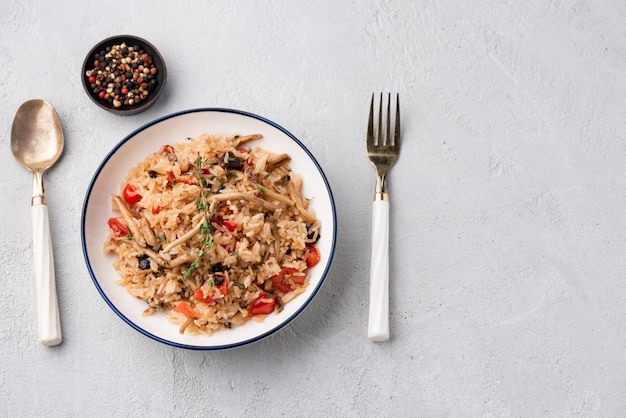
[81,108,337,350]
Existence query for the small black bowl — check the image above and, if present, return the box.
[82,35,167,115]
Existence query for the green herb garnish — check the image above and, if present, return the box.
[181,155,215,281]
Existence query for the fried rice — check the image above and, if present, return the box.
[103,133,321,335]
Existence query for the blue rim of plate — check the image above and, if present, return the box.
[80,107,337,350]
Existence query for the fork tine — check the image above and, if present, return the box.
[385,93,391,146]
[377,93,383,146]
[367,93,375,150]
[393,93,400,149]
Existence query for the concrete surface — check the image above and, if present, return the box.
[2,0,626,416]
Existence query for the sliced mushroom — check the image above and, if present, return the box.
[287,182,317,223]
[167,252,194,268]
[256,184,294,205]
[234,133,262,147]
[161,214,205,254]
[131,242,167,267]
[266,153,290,171]
[140,216,158,248]
[112,194,146,246]
[179,317,194,334]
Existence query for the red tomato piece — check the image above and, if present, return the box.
[193,288,214,305]
[159,144,175,155]
[172,301,199,318]
[219,277,229,297]
[222,220,237,232]
[152,205,161,215]
[305,245,321,269]
[272,268,304,293]
[211,214,237,232]
[122,184,142,205]
[248,294,276,315]
[107,217,128,238]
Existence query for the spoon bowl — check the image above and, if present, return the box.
[11,99,64,346]
[12,103,63,168]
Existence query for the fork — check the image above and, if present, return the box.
[366,92,400,341]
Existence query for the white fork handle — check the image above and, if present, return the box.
[32,204,62,346]
[368,199,390,341]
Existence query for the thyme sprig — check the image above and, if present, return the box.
[181,154,214,281]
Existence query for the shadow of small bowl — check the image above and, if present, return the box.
[81,35,167,116]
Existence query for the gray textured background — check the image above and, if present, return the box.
[2,1,626,416]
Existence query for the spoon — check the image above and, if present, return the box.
[11,99,63,346]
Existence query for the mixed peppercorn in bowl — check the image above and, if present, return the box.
[82,35,167,115]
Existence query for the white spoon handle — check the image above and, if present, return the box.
[368,199,390,341]
[32,203,62,346]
